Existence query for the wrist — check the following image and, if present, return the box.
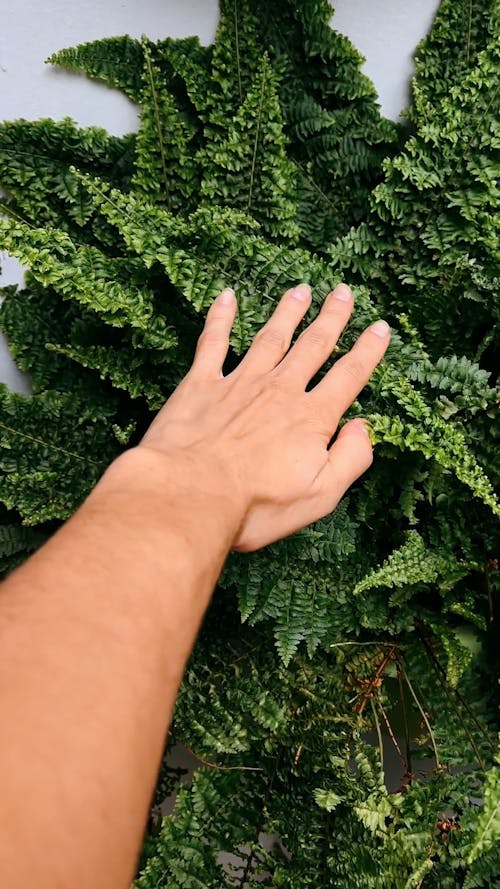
[96,445,244,547]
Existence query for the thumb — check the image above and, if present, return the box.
[320,418,373,511]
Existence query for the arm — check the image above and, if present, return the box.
[0,283,390,888]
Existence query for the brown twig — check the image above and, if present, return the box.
[397,660,413,783]
[415,624,492,765]
[400,664,441,770]
[375,695,407,771]
[354,645,398,715]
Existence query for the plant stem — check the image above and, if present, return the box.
[400,665,441,770]
[397,660,413,783]
[370,697,384,775]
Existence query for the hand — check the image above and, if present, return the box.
[139,283,390,551]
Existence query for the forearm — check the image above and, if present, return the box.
[0,447,238,888]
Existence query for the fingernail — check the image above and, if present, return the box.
[292,283,311,302]
[332,283,352,302]
[370,319,391,338]
[218,288,235,305]
[349,418,370,436]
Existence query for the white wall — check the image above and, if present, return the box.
[0,0,439,390]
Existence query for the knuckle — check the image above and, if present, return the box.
[255,325,288,352]
[266,373,289,396]
[305,325,330,352]
[197,329,223,351]
[207,309,227,324]
[304,411,329,436]
[263,373,295,405]
[322,298,348,318]
[339,356,367,385]
[338,425,373,475]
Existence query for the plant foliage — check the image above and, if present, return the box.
[0,1,499,886]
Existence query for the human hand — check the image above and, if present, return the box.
[140,284,390,551]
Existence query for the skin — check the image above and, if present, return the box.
[0,282,389,888]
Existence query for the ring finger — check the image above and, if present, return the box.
[310,319,391,426]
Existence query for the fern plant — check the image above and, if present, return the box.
[0,1,499,886]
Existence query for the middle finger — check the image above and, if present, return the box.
[277,284,353,387]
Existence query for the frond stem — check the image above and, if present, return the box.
[466,0,473,67]
[234,0,243,104]
[142,43,171,209]
[0,421,103,467]
[247,63,267,215]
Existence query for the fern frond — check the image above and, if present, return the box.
[0,385,117,523]
[353,531,472,596]
[48,36,147,101]
[0,118,134,234]
[199,54,299,242]
[132,40,200,211]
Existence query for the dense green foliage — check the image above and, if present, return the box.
[0,0,499,885]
